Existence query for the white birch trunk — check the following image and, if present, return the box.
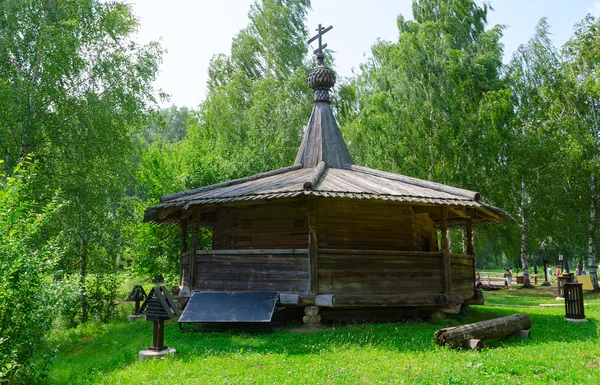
[520,178,530,286]
[589,175,598,290]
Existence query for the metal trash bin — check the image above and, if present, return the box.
[516,275,524,284]
[564,283,586,322]
[557,276,569,298]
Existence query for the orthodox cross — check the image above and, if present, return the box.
[308,23,333,64]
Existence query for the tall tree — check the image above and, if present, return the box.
[0,0,163,321]
[343,0,504,191]
[185,0,313,187]
[491,18,563,286]
[339,0,508,270]
[561,14,600,290]
[132,0,314,280]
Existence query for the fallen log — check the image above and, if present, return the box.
[434,313,531,349]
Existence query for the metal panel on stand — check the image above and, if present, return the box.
[178,291,279,325]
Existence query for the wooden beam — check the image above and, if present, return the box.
[440,207,448,251]
[308,197,318,295]
[333,294,449,307]
[196,249,309,255]
[190,215,199,290]
[466,218,474,256]
[321,248,442,257]
[441,207,451,294]
[179,218,188,288]
[466,217,475,293]
[448,206,468,218]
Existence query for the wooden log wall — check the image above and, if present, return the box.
[450,253,475,298]
[193,249,310,293]
[316,200,437,251]
[212,204,308,250]
[413,212,439,251]
[317,249,444,295]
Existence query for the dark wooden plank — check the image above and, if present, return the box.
[197,249,308,255]
[195,278,309,293]
[321,249,443,257]
[334,294,449,307]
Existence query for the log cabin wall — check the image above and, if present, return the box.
[193,249,310,293]
[450,253,475,298]
[212,203,308,250]
[317,249,444,295]
[316,200,438,251]
[316,200,417,250]
[192,202,310,293]
[316,199,444,296]
[412,212,439,252]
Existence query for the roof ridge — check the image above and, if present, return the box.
[303,161,327,190]
[160,164,303,203]
[344,164,480,201]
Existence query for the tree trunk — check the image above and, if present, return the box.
[589,175,599,291]
[79,233,88,323]
[434,313,532,349]
[520,178,531,286]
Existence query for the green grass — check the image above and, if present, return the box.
[45,286,600,385]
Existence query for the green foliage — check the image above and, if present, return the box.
[185,0,313,187]
[0,162,63,384]
[344,0,504,189]
[0,0,164,322]
[560,14,600,288]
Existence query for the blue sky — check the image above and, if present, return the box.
[130,0,600,108]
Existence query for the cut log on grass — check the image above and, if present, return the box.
[434,313,532,349]
[463,339,483,351]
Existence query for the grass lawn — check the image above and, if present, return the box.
[45,285,600,385]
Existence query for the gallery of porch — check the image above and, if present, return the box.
[171,196,488,315]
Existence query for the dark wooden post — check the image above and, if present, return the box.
[152,319,166,351]
[466,218,474,255]
[308,198,318,295]
[441,207,451,294]
[180,218,188,288]
[190,215,199,291]
[466,218,475,291]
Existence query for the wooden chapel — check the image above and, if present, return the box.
[144,25,510,322]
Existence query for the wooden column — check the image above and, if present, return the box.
[441,207,451,294]
[308,198,318,294]
[190,215,199,290]
[466,218,474,256]
[466,218,475,292]
[180,218,188,288]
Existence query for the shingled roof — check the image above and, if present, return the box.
[144,43,510,226]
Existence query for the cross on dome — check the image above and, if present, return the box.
[307,24,333,65]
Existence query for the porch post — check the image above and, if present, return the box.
[441,206,451,294]
[190,215,199,290]
[180,218,188,288]
[308,198,318,295]
[466,218,475,292]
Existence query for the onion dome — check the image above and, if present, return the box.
[307,64,336,102]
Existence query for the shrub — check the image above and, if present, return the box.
[0,161,63,384]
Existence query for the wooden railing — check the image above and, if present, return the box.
[196,249,308,255]
[191,249,310,293]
